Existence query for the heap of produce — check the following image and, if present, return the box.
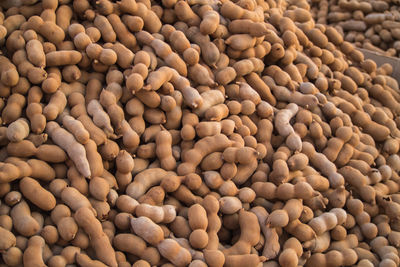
[310,0,400,56]
[0,0,400,266]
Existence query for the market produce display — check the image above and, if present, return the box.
[310,0,400,57]
[0,0,400,266]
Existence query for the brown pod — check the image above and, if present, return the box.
[89,177,110,201]
[157,238,192,267]
[23,236,46,267]
[10,201,40,237]
[20,177,56,211]
[35,144,67,163]
[0,225,16,251]
[6,118,29,142]
[45,51,82,67]
[131,216,164,246]
[26,39,45,67]
[188,203,208,230]
[39,21,65,43]
[84,139,104,178]
[156,130,176,171]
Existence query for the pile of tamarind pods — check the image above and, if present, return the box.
[311,0,400,57]
[0,0,400,266]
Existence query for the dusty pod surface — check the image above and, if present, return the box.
[0,0,400,266]
[309,0,400,57]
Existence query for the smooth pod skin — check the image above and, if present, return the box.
[219,197,242,214]
[130,216,164,245]
[125,168,168,199]
[200,10,220,35]
[224,254,265,267]
[39,21,65,43]
[87,99,114,136]
[35,144,67,163]
[178,134,232,176]
[62,115,90,144]
[308,208,347,236]
[84,139,104,178]
[279,238,303,267]
[157,239,192,267]
[113,233,153,264]
[10,201,40,237]
[222,209,260,256]
[115,150,135,189]
[45,50,82,66]
[0,56,20,87]
[89,176,110,201]
[26,39,45,67]
[135,203,176,223]
[46,121,91,178]
[74,207,117,267]
[6,118,29,142]
[61,187,93,212]
[23,236,46,267]
[76,253,108,267]
[20,177,56,211]
[94,15,117,43]
[156,130,176,171]
[2,93,26,124]
[50,204,78,242]
[0,226,16,251]
[188,203,208,230]
[43,91,67,121]
[251,206,280,260]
